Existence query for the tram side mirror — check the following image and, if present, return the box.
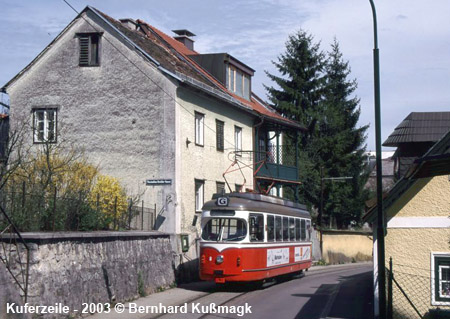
[192,215,198,226]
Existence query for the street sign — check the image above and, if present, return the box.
[146,179,172,186]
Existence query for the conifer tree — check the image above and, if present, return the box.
[266,32,368,228]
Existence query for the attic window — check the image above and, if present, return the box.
[33,108,57,144]
[78,33,100,66]
[226,65,250,100]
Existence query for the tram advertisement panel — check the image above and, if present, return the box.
[295,247,311,262]
[267,248,290,267]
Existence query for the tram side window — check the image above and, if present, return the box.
[267,215,275,242]
[289,218,295,241]
[283,217,289,241]
[295,219,301,241]
[249,214,264,242]
[275,216,282,241]
[306,220,311,241]
[301,219,306,241]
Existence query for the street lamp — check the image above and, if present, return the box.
[369,1,386,318]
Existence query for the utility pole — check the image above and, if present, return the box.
[369,1,386,318]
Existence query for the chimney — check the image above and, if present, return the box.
[172,29,196,51]
[119,18,138,31]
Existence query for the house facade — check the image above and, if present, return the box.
[1,6,302,267]
[365,130,450,318]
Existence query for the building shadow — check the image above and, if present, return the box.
[294,270,373,319]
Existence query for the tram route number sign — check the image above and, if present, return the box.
[146,179,172,186]
[216,197,229,206]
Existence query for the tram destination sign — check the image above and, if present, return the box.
[146,179,172,186]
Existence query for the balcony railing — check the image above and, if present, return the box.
[255,145,298,182]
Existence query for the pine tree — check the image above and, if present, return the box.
[265,32,369,228]
[320,39,369,228]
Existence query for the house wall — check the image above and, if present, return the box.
[6,11,179,234]
[385,175,450,317]
[177,87,254,255]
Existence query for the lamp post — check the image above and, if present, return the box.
[369,1,386,318]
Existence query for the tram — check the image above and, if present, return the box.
[199,192,312,283]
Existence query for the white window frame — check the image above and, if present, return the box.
[234,126,242,154]
[195,179,204,213]
[195,112,204,146]
[431,252,450,306]
[33,108,57,143]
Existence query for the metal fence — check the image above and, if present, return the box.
[0,186,156,232]
[386,257,450,319]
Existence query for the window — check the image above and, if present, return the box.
[289,218,295,241]
[216,181,225,194]
[295,219,301,241]
[226,65,250,100]
[275,216,282,241]
[78,33,100,66]
[249,214,264,242]
[301,219,306,241]
[267,215,275,242]
[33,108,57,143]
[195,112,204,146]
[195,179,204,212]
[234,126,242,154]
[432,253,450,305]
[202,218,246,241]
[306,220,311,241]
[216,120,224,151]
[282,217,289,241]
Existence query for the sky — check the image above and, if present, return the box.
[1,0,449,151]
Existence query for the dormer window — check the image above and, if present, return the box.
[226,65,250,100]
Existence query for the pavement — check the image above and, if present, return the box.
[86,262,373,319]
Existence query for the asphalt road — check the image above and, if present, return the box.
[207,263,374,319]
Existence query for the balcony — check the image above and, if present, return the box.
[255,144,298,183]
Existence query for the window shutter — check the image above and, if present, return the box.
[79,37,90,66]
[216,120,224,151]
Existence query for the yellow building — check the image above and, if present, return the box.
[364,131,450,318]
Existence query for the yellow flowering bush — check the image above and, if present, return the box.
[89,175,128,229]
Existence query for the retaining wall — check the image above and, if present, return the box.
[1,231,175,318]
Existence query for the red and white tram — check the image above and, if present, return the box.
[199,192,312,283]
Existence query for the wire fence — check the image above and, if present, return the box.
[386,257,450,319]
[0,186,156,232]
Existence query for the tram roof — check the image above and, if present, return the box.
[202,192,310,218]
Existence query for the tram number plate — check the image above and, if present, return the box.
[267,248,289,267]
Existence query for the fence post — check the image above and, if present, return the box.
[52,187,57,231]
[21,181,26,230]
[141,200,144,231]
[113,196,117,230]
[387,257,393,319]
[128,198,132,229]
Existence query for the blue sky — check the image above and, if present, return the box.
[1,0,450,150]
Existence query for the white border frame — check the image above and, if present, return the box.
[431,252,450,306]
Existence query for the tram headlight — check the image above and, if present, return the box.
[216,255,224,264]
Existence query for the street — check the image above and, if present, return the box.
[158,263,373,319]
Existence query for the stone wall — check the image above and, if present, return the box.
[1,231,175,318]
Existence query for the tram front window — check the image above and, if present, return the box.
[202,218,247,242]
